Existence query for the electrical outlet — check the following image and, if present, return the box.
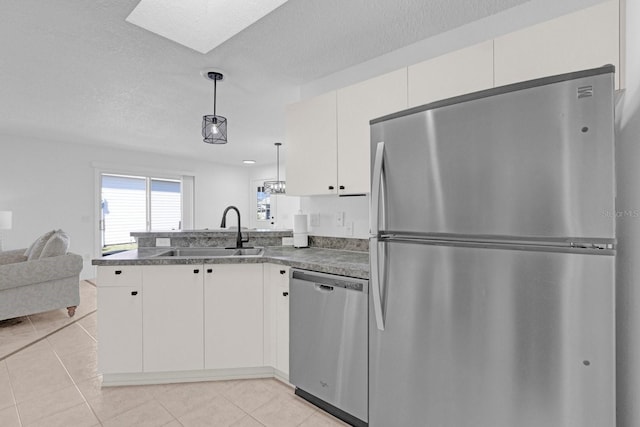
[156,237,171,247]
[336,211,345,227]
[345,221,354,236]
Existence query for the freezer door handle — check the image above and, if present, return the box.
[371,141,385,235]
[370,237,385,330]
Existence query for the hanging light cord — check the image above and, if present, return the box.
[213,77,217,117]
[276,144,280,183]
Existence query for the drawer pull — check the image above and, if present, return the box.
[193,269,200,274]
[131,291,138,296]
[115,270,122,275]
[207,268,213,273]
[279,270,286,275]
[339,185,345,190]
[328,185,335,190]
[283,291,289,297]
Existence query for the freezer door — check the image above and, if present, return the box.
[370,70,615,239]
[369,241,615,427]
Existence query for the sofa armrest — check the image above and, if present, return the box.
[0,253,83,291]
[0,249,28,265]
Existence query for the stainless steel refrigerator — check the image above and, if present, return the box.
[369,65,616,427]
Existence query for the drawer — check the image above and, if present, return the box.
[97,265,143,286]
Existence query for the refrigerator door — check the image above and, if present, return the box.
[370,67,615,240]
[369,241,615,427]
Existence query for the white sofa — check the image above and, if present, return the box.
[0,230,83,321]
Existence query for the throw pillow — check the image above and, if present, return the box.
[40,230,70,258]
[25,230,56,260]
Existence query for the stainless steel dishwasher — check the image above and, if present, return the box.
[289,269,368,427]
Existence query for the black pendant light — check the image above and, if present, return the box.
[202,71,227,144]
[264,142,286,194]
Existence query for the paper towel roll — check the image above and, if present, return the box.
[293,214,308,233]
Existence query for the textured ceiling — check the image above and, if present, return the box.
[0,0,603,166]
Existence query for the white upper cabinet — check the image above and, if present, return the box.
[337,69,408,195]
[408,41,494,108]
[494,0,620,88]
[285,91,338,196]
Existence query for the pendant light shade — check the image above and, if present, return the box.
[202,71,227,144]
[264,142,286,194]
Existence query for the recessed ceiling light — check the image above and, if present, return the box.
[243,160,256,164]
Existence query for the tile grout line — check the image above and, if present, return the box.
[2,361,24,427]
[0,309,97,362]
[49,343,104,427]
[0,280,97,361]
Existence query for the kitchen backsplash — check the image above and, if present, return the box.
[308,236,369,252]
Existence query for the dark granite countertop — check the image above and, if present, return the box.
[92,246,369,280]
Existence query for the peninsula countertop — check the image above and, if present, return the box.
[92,246,369,280]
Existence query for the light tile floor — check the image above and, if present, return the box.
[0,285,348,426]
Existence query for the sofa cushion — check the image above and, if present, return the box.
[25,230,56,260]
[40,230,70,259]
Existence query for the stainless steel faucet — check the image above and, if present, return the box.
[220,206,249,249]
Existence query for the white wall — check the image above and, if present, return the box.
[299,195,369,239]
[0,134,250,279]
[615,0,640,425]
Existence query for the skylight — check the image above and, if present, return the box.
[126,0,289,54]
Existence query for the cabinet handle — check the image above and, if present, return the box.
[328,185,335,190]
[279,270,286,275]
[339,185,345,190]
[115,270,122,275]
[193,269,200,274]
[131,291,138,296]
[207,268,213,273]
[283,291,289,297]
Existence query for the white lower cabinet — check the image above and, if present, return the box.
[97,266,143,374]
[97,285,142,374]
[273,265,290,377]
[97,262,291,383]
[204,263,264,369]
[142,265,204,372]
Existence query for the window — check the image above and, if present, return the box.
[101,174,182,254]
[256,186,271,222]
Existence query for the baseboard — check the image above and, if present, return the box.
[101,366,275,387]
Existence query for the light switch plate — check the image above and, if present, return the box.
[336,211,345,227]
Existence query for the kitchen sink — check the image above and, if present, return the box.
[152,247,264,258]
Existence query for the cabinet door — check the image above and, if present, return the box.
[285,91,338,196]
[408,40,494,108]
[204,264,264,369]
[337,69,407,195]
[142,265,204,372]
[97,286,142,374]
[274,266,290,376]
[494,0,620,88]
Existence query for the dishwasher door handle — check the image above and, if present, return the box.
[314,284,334,293]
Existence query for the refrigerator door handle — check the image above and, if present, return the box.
[370,237,385,330]
[371,141,385,235]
